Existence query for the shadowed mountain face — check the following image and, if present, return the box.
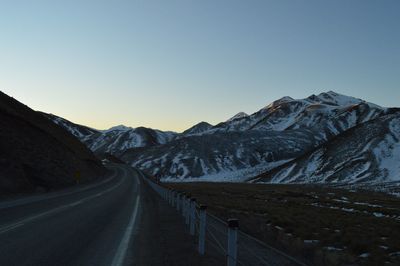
[0,91,106,195]
[252,109,400,184]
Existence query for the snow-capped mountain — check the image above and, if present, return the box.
[122,129,320,181]
[44,115,178,156]
[197,91,381,134]
[226,112,249,122]
[252,109,400,184]
[120,91,391,182]
[182,122,213,136]
[47,90,398,184]
[85,126,177,156]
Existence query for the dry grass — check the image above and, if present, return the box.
[166,182,400,266]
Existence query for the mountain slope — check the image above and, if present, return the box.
[42,113,99,139]
[121,129,318,181]
[202,91,382,134]
[86,126,177,156]
[182,122,213,136]
[252,109,400,184]
[0,91,106,194]
[121,91,389,182]
[44,90,396,184]
[45,114,178,156]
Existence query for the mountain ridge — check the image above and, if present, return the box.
[45,90,399,185]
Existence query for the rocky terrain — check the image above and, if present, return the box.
[252,109,400,184]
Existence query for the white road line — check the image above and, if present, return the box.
[0,169,119,210]
[0,173,126,235]
[0,223,25,234]
[111,173,141,266]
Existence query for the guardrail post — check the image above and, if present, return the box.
[227,219,239,266]
[181,193,186,217]
[189,198,196,235]
[198,205,207,255]
[176,193,181,211]
[171,190,175,207]
[185,196,191,225]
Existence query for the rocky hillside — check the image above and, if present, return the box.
[85,126,177,156]
[0,91,106,194]
[252,109,400,184]
[44,115,178,157]
[122,129,319,181]
[121,91,392,182]
[42,113,99,139]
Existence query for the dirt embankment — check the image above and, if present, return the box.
[0,91,107,195]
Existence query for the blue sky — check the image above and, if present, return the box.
[1,0,399,132]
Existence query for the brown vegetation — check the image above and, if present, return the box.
[167,182,400,266]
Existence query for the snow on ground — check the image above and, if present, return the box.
[373,118,400,181]
[161,159,293,183]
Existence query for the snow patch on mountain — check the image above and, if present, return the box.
[162,159,292,182]
[227,112,248,122]
[255,112,400,184]
[102,125,132,133]
[372,118,400,181]
[47,91,398,185]
[265,96,294,109]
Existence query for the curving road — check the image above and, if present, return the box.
[0,164,141,266]
[0,164,223,266]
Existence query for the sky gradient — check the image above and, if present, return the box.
[1,0,399,132]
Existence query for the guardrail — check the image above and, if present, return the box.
[143,175,307,266]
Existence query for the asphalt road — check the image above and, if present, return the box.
[0,164,223,266]
[0,164,140,266]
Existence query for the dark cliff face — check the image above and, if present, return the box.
[0,91,106,195]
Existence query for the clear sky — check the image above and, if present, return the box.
[1,0,399,132]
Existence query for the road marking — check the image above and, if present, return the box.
[0,168,119,210]
[111,173,141,266]
[0,222,25,234]
[68,200,84,207]
[0,173,126,235]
